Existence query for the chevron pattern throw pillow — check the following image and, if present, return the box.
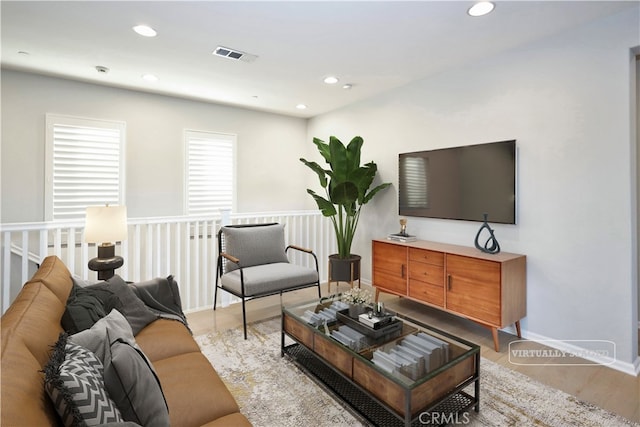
[44,333,123,426]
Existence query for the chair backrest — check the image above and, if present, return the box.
[219,223,289,272]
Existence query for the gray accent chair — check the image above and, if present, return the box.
[214,223,321,339]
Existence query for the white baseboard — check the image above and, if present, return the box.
[519,329,639,377]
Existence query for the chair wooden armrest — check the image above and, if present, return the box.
[286,245,313,254]
[220,252,240,264]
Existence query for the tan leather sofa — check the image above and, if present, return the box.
[1,255,252,427]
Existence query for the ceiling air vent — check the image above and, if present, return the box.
[213,46,257,63]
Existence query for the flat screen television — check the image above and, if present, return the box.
[399,140,516,224]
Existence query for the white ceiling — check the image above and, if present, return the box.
[1,1,636,118]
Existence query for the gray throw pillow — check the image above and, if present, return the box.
[222,223,289,271]
[70,308,136,362]
[61,283,107,334]
[43,333,124,426]
[70,310,170,427]
[86,275,157,335]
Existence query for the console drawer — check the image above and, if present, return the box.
[409,262,444,286]
[409,248,444,266]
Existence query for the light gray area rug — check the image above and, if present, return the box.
[195,318,638,427]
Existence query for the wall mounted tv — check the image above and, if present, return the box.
[399,140,516,224]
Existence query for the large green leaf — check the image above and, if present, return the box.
[312,138,331,164]
[306,189,337,217]
[345,136,363,173]
[363,182,392,204]
[299,158,328,188]
[328,137,349,182]
[330,181,359,206]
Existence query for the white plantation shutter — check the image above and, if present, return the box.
[45,115,125,221]
[185,130,236,216]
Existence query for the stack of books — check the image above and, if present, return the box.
[330,325,367,351]
[372,332,450,381]
[302,300,349,326]
[387,233,417,243]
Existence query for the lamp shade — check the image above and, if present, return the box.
[84,205,128,244]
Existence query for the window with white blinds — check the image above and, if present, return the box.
[185,130,236,216]
[45,115,125,221]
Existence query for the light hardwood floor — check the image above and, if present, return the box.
[186,284,640,424]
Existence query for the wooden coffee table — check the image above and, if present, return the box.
[282,295,480,426]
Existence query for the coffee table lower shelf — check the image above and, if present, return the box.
[283,342,478,427]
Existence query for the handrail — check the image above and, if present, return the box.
[1,210,335,314]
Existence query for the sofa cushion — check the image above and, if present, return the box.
[222,224,289,271]
[221,262,319,296]
[70,310,169,426]
[152,352,241,426]
[43,333,124,426]
[135,318,200,362]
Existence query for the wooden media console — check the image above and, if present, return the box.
[372,239,526,352]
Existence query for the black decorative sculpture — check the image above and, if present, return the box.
[474,213,501,254]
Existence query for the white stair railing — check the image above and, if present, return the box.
[0,210,335,314]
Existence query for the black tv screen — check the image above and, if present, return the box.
[399,140,516,224]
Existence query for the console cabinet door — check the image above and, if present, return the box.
[372,241,407,295]
[445,254,501,326]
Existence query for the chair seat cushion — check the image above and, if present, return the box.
[220,263,318,296]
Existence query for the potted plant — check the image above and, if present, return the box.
[300,136,391,285]
[341,287,373,317]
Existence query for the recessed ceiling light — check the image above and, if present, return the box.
[468,2,495,17]
[95,65,109,74]
[18,50,30,56]
[133,25,157,37]
[296,104,307,110]
[142,74,158,82]
[342,83,353,90]
[323,76,339,85]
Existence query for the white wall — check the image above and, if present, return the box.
[308,9,639,369]
[0,70,311,222]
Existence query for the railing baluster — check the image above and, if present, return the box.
[165,223,171,277]
[184,222,191,309]
[3,231,11,313]
[21,231,29,285]
[175,222,181,288]
[39,229,48,265]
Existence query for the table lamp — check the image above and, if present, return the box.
[85,205,127,280]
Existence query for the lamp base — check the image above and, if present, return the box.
[88,244,124,280]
